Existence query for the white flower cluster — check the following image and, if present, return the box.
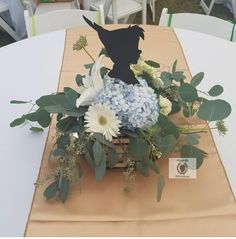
[95,77,160,130]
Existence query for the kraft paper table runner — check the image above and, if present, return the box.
[25,25,236,236]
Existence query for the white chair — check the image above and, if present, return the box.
[89,0,147,24]
[24,7,105,37]
[34,0,80,15]
[159,8,236,42]
[0,3,20,41]
[135,0,156,22]
[200,0,215,15]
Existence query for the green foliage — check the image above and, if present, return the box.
[64,87,79,108]
[56,116,77,133]
[208,85,224,97]
[160,72,172,88]
[99,47,108,57]
[10,100,29,104]
[145,60,160,68]
[58,178,70,203]
[158,134,177,156]
[180,145,207,169]
[157,175,165,202]
[185,134,200,145]
[30,127,44,132]
[57,135,70,149]
[106,148,119,168]
[158,114,179,139]
[75,74,84,86]
[197,99,231,121]
[136,161,149,177]
[190,72,204,87]
[93,141,105,166]
[10,117,25,127]
[128,137,149,161]
[92,133,115,149]
[178,83,198,102]
[44,181,58,200]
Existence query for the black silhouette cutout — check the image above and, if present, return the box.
[83,16,144,85]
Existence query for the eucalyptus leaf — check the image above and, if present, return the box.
[36,94,66,107]
[53,148,65,156]
[93,133,115,149]
[136,161,149,177]
[208,85,224,97]
[56,116,77,132]
[64,87,79,108]
[44,181,58,200]
[185,134,200,145]
[172,71,186,82]
[58,178,70,203]
[128,137,149,161]
[10,117,25,127]
[172,60,177,73]
[99,47,108,57]
[191,72,204,87]
[107,148,119,168]
[158,134,177,156]
[145,60,160,68]
[158,114,179,139]
[38,110,51,127]
[178,83,198,102]
[160,72,172,88]
[180,145,207,169]
[10,100,29,104]
[121,129,138,138]
[95,154,106,181]
[30,127,43,132]
[157,175,165,202]
[197,99,231,121]
[93,141,105,166]
[57,135,70,149]
[75,74,84,86]
[145,160,160,174]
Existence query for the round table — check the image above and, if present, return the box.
[0,26,236,236]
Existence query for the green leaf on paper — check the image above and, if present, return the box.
[185,134,200,145]
[158,134,177,156]
[107,148,119,168]
[30,127,43,132]
[95,154,106,181]
[128,137,149,161]
[158,114,179,139]
[93,133,115,149]
[190,72,204,87]
[57,135,70,149]
[10,100,29,104]
[172,59,177,73]
[44,181,58,200]
[58,178,70,203]
[56,116,77,132]
[178,83,198,102]
[75,74,84,86]
[136,161,149,177]
[93,141,105,166]
[145,160,160,174]
[145,60,160,68]
[160,72,172,88]
[10,117,25,127]
[208,85,224,97]
[157,175,165,202]
[64,87,79,108]
[180,145,207,169]
[172,71,186,82]
[197,99,231,121]
[36,94,66,107]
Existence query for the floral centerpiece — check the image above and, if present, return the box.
[10,22,231,203]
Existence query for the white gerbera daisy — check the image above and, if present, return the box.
[84,104,121,141]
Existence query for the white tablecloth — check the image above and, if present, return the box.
[0,28,236,236]
[0,0,36,39]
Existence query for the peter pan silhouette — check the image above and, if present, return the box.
[83,16,144,85]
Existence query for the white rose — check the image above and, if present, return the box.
[159,95,172,116]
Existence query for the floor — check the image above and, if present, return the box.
[0,0,234,48]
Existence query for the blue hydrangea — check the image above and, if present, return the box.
[95,76,159,130]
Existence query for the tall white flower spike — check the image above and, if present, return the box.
[76,55,105,108]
